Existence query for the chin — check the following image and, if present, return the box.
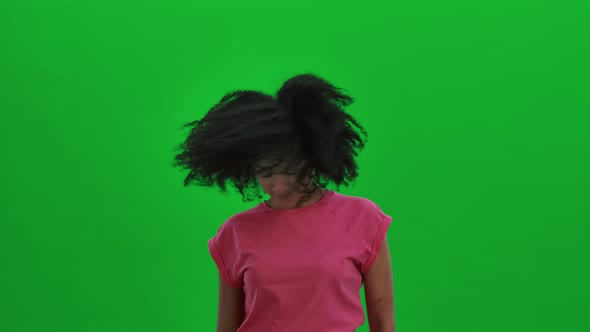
[272,192,295,199]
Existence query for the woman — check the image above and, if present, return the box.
[173,73,395,331]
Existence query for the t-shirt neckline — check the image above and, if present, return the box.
[259,190,335,213]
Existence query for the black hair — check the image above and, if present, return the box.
[172,73,368,203]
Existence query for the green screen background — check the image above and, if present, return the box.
[1,1,588,331]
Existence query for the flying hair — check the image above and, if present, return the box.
[172,73,368,203]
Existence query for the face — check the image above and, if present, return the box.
[254,159,311,200]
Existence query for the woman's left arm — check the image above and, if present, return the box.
[363,238,395,332]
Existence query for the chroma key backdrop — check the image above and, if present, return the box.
[1,1,588,332]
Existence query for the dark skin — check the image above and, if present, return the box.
[364,237,396,331]
[254,159,325,210]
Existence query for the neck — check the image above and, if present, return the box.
[266,187,326,210]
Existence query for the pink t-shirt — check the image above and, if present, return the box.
[208,190,393,331]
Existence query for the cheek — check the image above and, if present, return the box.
[256,177,272,191]
[256,176,298,191]
[256,176,266,186]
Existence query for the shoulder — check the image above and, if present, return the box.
[328,191,387,215]
[326,192,392,238]
[212,208,264,246]
[330,191,393,233]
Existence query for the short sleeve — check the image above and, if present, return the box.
[208,222,243,288]
[357,200,393,275]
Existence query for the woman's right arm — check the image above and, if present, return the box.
[216,273,245,332]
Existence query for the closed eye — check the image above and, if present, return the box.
[260,171,297,178]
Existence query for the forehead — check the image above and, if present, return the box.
[254,158,305,169]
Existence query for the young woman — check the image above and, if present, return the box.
[173,73,395,331]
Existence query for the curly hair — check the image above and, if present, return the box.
[172,73,368,203]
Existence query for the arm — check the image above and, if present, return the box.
[216,273,245,332]
[363,237,395,332]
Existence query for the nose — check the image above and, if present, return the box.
[270,182,292,196]
[272,187,291,196]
